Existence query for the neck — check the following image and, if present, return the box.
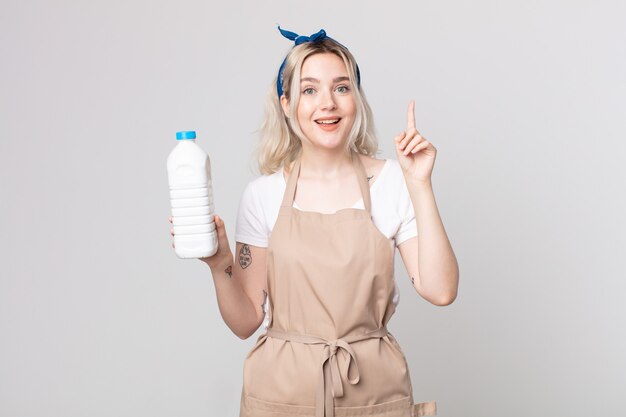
[299,146,353,179]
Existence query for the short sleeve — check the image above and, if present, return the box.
[235,181,270,247]
[394,175,418,246]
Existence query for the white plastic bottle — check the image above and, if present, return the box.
[167,131,218,258]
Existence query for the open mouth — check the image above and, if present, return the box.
[315,118,341,125]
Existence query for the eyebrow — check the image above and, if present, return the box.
[300,76,350,83]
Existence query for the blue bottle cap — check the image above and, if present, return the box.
[176,131,196,140]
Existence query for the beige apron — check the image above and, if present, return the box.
[240,151,436,417]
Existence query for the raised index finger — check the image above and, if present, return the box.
[406,100,416,131]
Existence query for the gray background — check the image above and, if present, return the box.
[1,0,624,416]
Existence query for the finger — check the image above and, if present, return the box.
[168,216,172,223]
[407,100,416,131]
[399,130,416,150]
[170,228,174,236]
[402,135,425,155]
[410,140,431,155]
[214,215,231,249]
[394,133,407,158]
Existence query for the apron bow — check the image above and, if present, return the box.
[265,327,388,417]
[322,338,361,398]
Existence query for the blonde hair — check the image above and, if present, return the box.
[256,38,378,175]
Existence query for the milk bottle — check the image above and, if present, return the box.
[167,131,218,258]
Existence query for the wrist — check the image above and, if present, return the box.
[405,175,432,189]
[202,252,233,272]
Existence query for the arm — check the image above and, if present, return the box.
[198,216,267,339]
[397,180,458,305]
[394,101,459,306]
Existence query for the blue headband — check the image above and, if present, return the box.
[275,26,361,98]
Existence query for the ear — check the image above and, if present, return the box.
[280,95,290,118]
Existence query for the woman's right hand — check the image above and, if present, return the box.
[198,215,233,269]
[169,215,233,269]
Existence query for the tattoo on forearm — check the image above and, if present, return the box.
[261,289,268,312]
[411,277,415,286]
[367,175,374,182]
[239,244,252,269]
[224,265,232,278]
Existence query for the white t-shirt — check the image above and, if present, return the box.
[235,158,417,329]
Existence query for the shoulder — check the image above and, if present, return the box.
[358,153,386,171]
[243,170,284,196]
[358,155,405,183]
[237,171,284,230]
[238,171,284,215]
[370,158,408,203]
[358,154,388,181]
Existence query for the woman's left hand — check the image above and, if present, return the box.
[394,100,436,182]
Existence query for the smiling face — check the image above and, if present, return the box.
[282,52,356,152]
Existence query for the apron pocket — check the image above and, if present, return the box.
[242,394,429,417]
[241,394,315,416]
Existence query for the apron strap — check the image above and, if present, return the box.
[280,151,373,214]
[350,151,372,214]
[281,158,302,208]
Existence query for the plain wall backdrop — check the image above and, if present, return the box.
[1,1,625,416]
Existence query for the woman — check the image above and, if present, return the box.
[171,27,458,417]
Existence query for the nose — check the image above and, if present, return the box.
[319,89,337,111]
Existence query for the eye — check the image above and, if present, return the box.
[335,85,350,94]
[302,87,316,95]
